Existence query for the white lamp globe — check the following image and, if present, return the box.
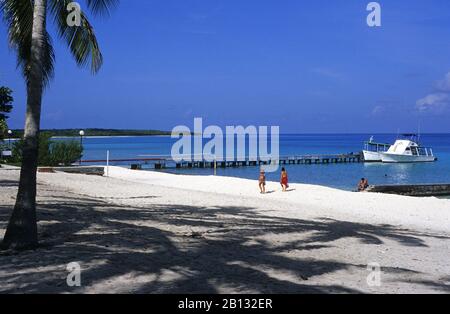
[79,130,85,137]
[7,130,12,135]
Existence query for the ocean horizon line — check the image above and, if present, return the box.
[48,132,450,138]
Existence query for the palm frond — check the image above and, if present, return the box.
[85,0,118,17]
[49,0,103,73]
[1,0,55,86]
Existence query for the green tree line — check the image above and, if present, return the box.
[8,133,83,167]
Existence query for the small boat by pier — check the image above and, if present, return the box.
[380,134,437,163]
[362,136,391,162]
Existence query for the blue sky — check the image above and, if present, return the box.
[1,0,450,133]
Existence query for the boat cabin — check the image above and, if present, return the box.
[364,141,391,153]
[387,140,433,157]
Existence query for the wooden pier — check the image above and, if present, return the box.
[81,152,364,170]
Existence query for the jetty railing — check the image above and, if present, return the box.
[80,152,364,170]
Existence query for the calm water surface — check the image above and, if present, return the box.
[73,133,450,191]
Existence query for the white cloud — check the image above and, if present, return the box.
[371,105,385,116]
[435,72,450,92]
[416,92,450,112]
[416,72,450,113]
[311,68,344,80]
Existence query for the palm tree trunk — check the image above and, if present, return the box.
[2,0,47,250]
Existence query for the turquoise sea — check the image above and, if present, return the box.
[77,133,450,191]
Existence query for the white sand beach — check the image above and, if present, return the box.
[1,165,449,293]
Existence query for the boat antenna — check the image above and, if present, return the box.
[418,120,421,144]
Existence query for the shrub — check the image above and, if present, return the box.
[10,133,83,166]
[48,141,83,166]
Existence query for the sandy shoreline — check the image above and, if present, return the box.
[104,167,450,233]
[1,165,449,293]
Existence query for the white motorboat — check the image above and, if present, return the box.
[380,134,437,163]
[362,136,391,162]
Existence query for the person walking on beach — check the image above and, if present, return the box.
[258,169,266,194]
[280,167,289,192]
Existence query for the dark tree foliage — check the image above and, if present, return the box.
[0,87,13,140]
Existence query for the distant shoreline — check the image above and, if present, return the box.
[52,135,172,139]
[10,129,172,138]
[8,130,450,137]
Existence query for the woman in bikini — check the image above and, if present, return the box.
[258,169,266,194]
[280,167,289,192]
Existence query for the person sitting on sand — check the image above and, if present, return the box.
[280,167,289,192]
[258,170,266,194]
[364,178,369,189]
[358,178,369,192]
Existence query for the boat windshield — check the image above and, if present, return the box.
[417,147,434,156]
[364,142,390,152]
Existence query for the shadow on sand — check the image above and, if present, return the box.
[0,189,448,293]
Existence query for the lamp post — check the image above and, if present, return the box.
[79,130,85,164]
[7,129,12,149]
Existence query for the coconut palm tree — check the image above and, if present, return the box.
[1,0,118,250]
